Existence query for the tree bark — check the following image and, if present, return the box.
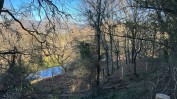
[96,0,102,86]
[0,0,4,14]
[109,25,114,74]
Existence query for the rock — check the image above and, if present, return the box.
[155,93,170,99]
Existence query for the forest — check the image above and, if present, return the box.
[0,0,176,99]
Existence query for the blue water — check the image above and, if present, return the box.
[39,66,63,78]
[27,66,63,80]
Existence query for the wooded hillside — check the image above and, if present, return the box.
[0,0,177,99]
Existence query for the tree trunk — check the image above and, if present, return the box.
[116,51,119,69]
[96,0,102,86]
[131,38,136,63]
[116,40,119,69]
[152,27,157,58]
[0,0,4,14]
[133,46,141,77]
[124,37,128,64]
[109,25,114,74]
[163,39,168,63]
[127,41,131,63]
[8,46,17,73]
[106,50,110,76]
[101,32,110,76]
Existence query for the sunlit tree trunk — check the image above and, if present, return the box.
[109,25,114,74]
[101,33,110,76]
[124,37,128,64]
[152,27,157,58]
[127,41,131,63]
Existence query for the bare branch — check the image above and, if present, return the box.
[1,9,45,43]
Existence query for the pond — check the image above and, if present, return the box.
[26,66,63,80]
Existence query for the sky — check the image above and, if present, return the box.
[3,0,82,21]
[4,0,29,9]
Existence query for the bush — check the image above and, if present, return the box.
[1,65,34,98]
[73,59,96,80]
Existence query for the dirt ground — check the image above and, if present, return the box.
[32,59,162,98]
